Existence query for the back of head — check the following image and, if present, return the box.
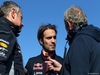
[64,6,88,27]
[0,1,21,17]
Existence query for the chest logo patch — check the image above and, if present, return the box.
[33,63,43,70]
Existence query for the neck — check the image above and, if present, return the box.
[41,50,55,61]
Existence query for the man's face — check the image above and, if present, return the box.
[40,29,56,52]
[65,21,73,32]
[13,11,23,27]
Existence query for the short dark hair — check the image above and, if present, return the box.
[37,23,57,41]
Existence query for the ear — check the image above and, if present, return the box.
[65,21,71,31]
[39,39,43,45]
[66,21,73,31]
[10,8,16,19]
[67,21,72,29]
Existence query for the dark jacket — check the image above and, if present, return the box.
[25,51,63,75]
[65,25,100,75]
[0,17,25,75]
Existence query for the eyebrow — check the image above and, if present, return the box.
[46,36,56,39]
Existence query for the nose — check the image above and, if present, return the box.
[21,23,24,27]
[51,37,56,42]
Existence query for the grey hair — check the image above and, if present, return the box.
[0,1,21,17]
[64,6,88,27]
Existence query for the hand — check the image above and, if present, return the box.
[45,57,62,72]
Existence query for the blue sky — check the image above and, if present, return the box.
[0,0,100,66]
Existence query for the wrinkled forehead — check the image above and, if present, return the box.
[18,11,22,15]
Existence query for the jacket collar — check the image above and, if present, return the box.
[41,50,55,61]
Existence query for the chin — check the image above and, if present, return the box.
[47,50,55,53]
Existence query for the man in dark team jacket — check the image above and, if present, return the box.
[0,1,25,75]
[45,6,100,75]
[25,24,63,75]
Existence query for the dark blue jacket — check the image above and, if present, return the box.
[0,17,24,75]
[65,25,100,75]
[25,51,63,75]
